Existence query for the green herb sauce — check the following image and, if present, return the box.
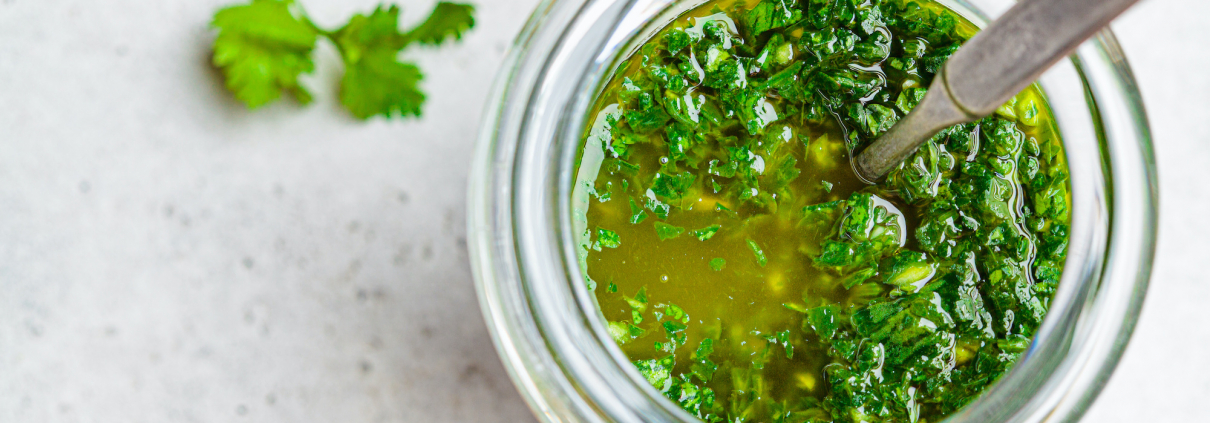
[576,1,1072,422]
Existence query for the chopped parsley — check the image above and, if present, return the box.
[655,222,687,240]
[596,227,621,249]
[690,224,722,241]
[746,239,768,267]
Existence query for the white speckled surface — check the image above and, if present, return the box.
[0,0,1205,422]
[0,0,538,421]
[1084,0,1210,420]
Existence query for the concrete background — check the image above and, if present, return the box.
[0,0,1204,422]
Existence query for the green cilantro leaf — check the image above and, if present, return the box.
[338,47,425,119]
[333,5,426,119]
[402,2,476,46]
[211,0,319,108]
[210,1,474,118]
[709,258,726,271]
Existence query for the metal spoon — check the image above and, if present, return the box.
[854,0,1141,181]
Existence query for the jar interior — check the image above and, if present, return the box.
[477,0,1151,421]
[559,0,1109,421]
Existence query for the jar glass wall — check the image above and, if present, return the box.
[468,1,1157,422]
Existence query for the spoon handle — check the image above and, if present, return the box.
[855,0,1141,181]
[947,0,1140,115]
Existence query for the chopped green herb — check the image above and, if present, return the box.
[746,239,767,267]
[709,258,726,271]
[633,355,675,392]
[596,227,620,249]
[762,329,793,359]
[608,320,646,344]
[655,222,686,240]
[690,224,722,241]
[628,198,649,224]
[624,286,648,312]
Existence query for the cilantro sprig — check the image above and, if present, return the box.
[211,0,475,119]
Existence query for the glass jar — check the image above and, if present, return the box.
[468,0,1157,421]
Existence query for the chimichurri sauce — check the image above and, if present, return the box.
[576,1,1072,422]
